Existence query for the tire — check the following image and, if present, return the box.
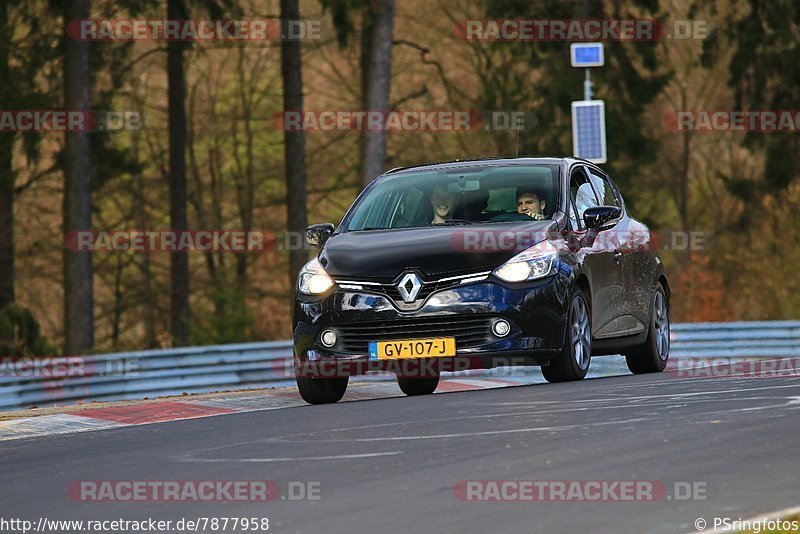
[625,284,670,374]
[397,374,440,396]
[295,374,349,404]
[542,287,591,383]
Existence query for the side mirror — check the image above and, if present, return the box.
[583,206,621,229]
[306,223,335,248]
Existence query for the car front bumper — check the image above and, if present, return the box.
[293,273,571,373]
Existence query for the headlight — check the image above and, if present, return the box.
[298,258,335,295]
[493,241,559,283]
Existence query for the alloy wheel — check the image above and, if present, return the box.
[654,290,670,361]
[571,296,591,370]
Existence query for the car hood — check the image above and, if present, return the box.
[318,220,556,280]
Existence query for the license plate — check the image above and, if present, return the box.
[369,337,456,361]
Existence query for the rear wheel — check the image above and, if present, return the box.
[542,288,591,383]
[625,284,670,374]
[295,373,349,404]
[397,374,440,396]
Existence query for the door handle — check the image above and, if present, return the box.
[613,251,623,263]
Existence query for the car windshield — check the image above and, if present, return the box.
[345,164,560,231]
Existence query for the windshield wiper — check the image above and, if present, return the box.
[438,219,475,225]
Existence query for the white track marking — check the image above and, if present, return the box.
[175,451,403,463]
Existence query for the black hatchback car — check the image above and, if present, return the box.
[293,157,670,404]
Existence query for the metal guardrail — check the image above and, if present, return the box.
[0,341,295,410]
[2,321,799,410]
[669,321,800,357]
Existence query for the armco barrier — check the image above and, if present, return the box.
[0,341,296,410]
[670,321,800,358]
[1,321,799,410]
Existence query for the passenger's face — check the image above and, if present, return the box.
[431,186,456,218]
[517,194,544,217]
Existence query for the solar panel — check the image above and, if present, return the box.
[570,43,604,67]
[571,100,607,164]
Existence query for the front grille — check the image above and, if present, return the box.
[369,278,462,303]
[335,316,498,354]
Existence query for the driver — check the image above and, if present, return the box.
[516,187,546,220]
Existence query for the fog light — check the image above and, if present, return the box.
[492,319,511,337]
[321,329,337,347]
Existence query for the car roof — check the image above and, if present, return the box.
[382,156,592,176]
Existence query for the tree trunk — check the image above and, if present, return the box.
[167,0,190,345]
[0,133,13,311]
[280,0,309,287]
[678,87,691,234]
[129,84,157,348]
[0,1,13,311]
[62,0,94,355]
[361,0,395,186]
[358,9,374,181]
[235,45,254,290]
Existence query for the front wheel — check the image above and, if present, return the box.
[396,374,439,396]
[295,374,349,404]
[625,284,670,374]
[542,288,591,383]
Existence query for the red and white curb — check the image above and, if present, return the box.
[0,377,531,442]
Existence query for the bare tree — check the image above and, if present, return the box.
[167,0,190,345]
[62,0,94,354]
[280,0,309,285]
[0,0,13,310]
[361,0,394,186]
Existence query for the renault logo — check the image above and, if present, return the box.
[397,272,422,303]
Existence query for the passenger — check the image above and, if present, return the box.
[430,184,458,224]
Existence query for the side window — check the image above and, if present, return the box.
[588,169,621,208]
[570,169,600,229]
[362,187,401,229]
[390,186,424,227]
[568,199,580,230]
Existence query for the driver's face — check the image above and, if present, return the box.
[517,194,543,217]
[431,186,456,218]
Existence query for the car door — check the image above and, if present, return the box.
[570,165,625,338]
[569,166,625,337]
[585,166,646,337]
[588,168,654,329]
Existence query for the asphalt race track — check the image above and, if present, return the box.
[2,371,800,533]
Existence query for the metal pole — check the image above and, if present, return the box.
[584,67,592,101]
